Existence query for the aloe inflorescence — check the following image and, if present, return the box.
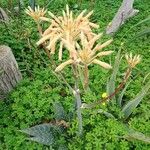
[25,5,113,90]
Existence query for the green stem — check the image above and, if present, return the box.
[72,64,83,136]
[83,64,89,91]
[73,87,83,136]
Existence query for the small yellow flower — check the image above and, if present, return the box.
[101,93,108,106]
[102,102,106,106]
[102,92,108,98]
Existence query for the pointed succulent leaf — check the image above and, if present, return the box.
[107,49,122,98]
[96,109,115,119]
[122,81,150,120]
[117,81,131,107]
[133,16,150,27]
[20,123,62,146]
[135,28,150,37]
[53,102,67,120]
[123,128,150,144]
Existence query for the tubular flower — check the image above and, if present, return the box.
[55,32,113,72]
[55,59,74,72]
[36,5,99,60]
[25,6,47,22]
[125,53,141,68]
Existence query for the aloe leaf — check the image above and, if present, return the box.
[123,128,150,144]
[122,16,150,42]
[117,81,131,107]
[128,16,150,32]
[107,49,122,99]
[58,144,68,150]
[96,109,115,119]
[20,123,62,146]
[135,28,150,37]
[53,102,67,120]
[133,16,150,27]
[122,81,150,120]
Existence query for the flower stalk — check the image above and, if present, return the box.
[73,87,83,136]
[72,64,83,136]
[83,65,89,90]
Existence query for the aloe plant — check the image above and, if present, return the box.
[109,50,149,120]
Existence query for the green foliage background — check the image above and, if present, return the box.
[0,0,150,149]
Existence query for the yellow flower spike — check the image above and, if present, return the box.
[25,6,47,22]
[58,42,63,61]
[125,53,141,68]
[89,22,99,28]
[84,10,94,20]
[88,33,103,49]
[96,51,113,57]
[55,59,74,72]
[40,17,51,22]
[36,34,52,46]
[92,59,112,69]
[76,10,87,21]
[93,39,113,52]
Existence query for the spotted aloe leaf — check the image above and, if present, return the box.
[20,123,62,146]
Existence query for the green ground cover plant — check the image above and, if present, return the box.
[0,0,150,149]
